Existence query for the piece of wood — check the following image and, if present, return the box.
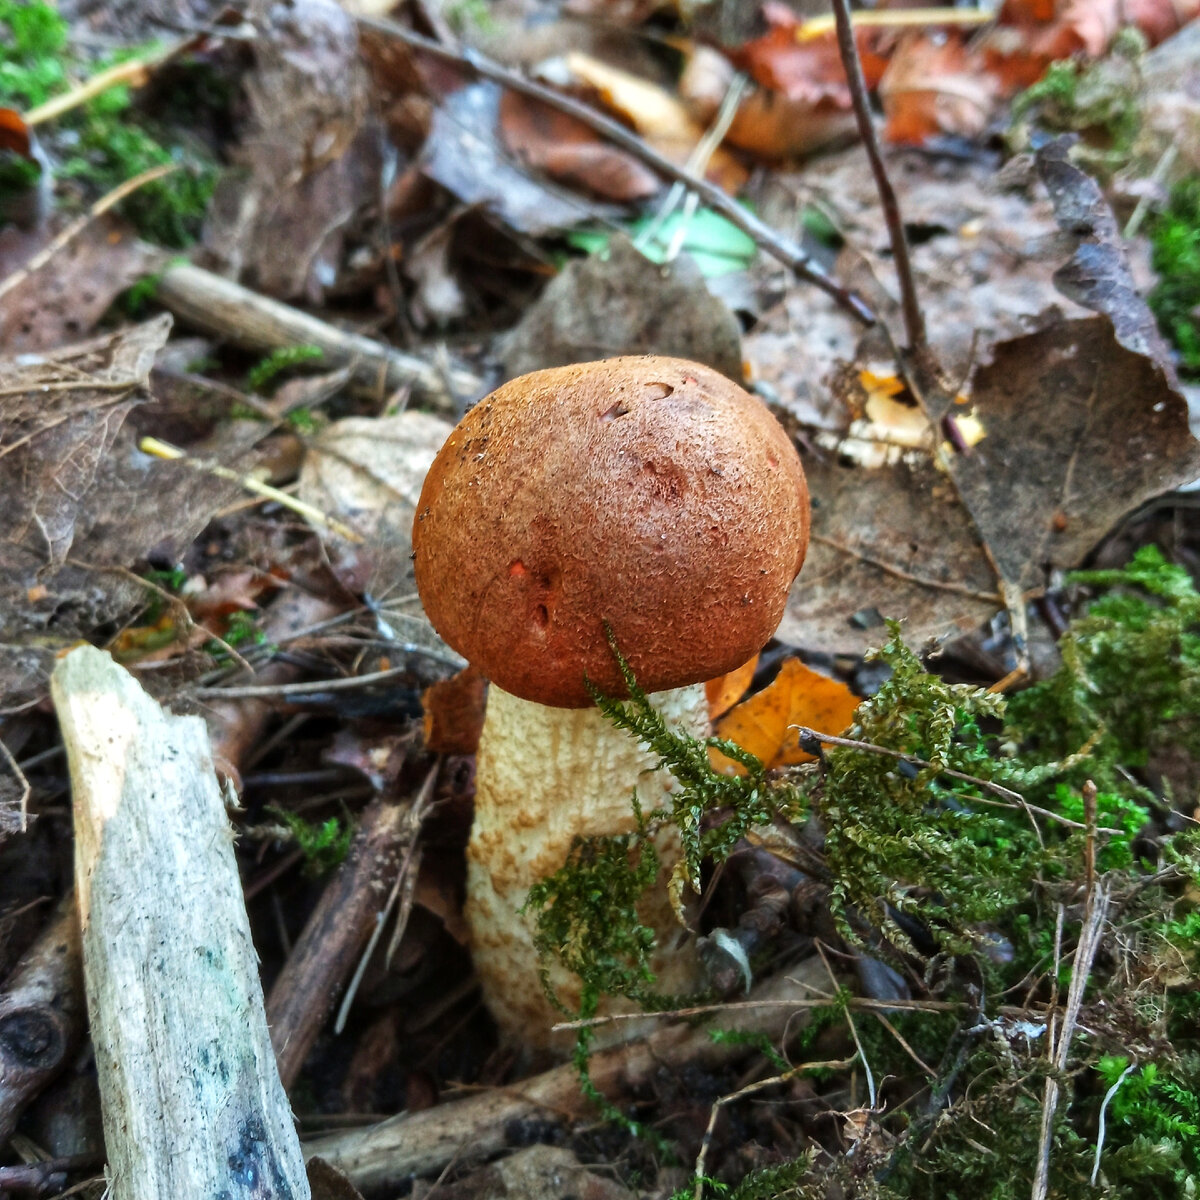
[267,792,423,1089]
[52,646,311,1200]
[302,957,833,1192]
[0,894,86,1145]
[155,263,482,410]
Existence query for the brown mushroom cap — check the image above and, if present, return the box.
[412,356,810,708]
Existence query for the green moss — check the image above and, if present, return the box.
[1148,177,1200,378]
[245,345,326,394]
[0,0,216,247]
[268,808,353,877]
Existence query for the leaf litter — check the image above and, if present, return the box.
[5,2,1200,1198]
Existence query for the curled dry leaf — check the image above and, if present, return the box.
[498,90,661,202]
[499,235,744,380]
[562,51,749,192]
[879,35,1000,146]
[421,664,487,755]
[0,316,251,707]
[711,658,859,772]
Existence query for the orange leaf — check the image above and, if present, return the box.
[706,653,759,721]
[711,658,859,774]
[879,34,998,145]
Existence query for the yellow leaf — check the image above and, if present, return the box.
[706,653,759,721]
[711,658,859,774]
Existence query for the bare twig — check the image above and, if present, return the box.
[355,14,876,326]
[828,0,926,351]
[1032,885,1110,1200]
[793,727,1120,838]
[811,533,1002,603]
[0,736,31,832]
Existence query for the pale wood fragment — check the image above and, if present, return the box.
[51,646,310,1200]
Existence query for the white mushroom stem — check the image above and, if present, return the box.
[466,682,711,1051]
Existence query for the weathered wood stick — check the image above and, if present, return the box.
[0,894,86,1145]
[155,262,482,410]
[52,646,311,1200]
[267,792,423,1089]
[302,957,833,1192]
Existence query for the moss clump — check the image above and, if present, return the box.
[1148,177,1200,379]
[0,0,216,247]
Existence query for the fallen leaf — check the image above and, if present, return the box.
[563,51,748,192]
[422,664,487,755]
[711,658,859,772]
[1036,136,1179,376]
[0,316,251,708]
[732,9,888,105]
[498,90,661,202]
[297,410,455,660]
[499,235,744,379]
[680,45,857,159]
[0,216,162,352]
[423,82,621,236]
[879,34,999,145]
[202,0,375,302]
[706,654,759,721]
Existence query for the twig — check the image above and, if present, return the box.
[139,436,365,543]
[811,533,1002,603]
[798,7,993,38]
[153,261,482,409]
[332,767,438,1034]
[1032,885,1110,1200]
[0,736,31,832]
[828,0,926,351]
[792,727,1121,838]
[693,1056,856,1200]
[355,14,876,326]
[0,163,178,304]
[72,561,254,674]
[1123,143,1177,239]
[1083,779,1098,896]
[195,663,423,700]
[26,38,196,126]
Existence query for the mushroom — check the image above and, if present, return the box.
[412,356,809,1049]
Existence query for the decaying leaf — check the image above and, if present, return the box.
[202,0,374,302]
[0,217,162,353]
[879,35,999,145]
[297,411,455,658]
[711,658,859,772]
[422,664,487,756]
[423,82,620,236]
[499,234,743,379]
[0,316,247,708]
[563,52,748,192]
[1036,137,1179,374]
[498,90,661,202]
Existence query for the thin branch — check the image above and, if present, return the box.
[793,727,1124,835]
[811,533,1002,603]
[829,0,926,351]
[0,737,31,833]
[193,664,413,700]
[355,14,876,327]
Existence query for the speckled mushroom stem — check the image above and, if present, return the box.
[466,682,710,1051]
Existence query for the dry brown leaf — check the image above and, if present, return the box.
[422,664,487,755]
[706,654,759,721]
[498,90,661,202]
[711,658,859,773]
[563,52,748,192]
[879,34,999,145]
